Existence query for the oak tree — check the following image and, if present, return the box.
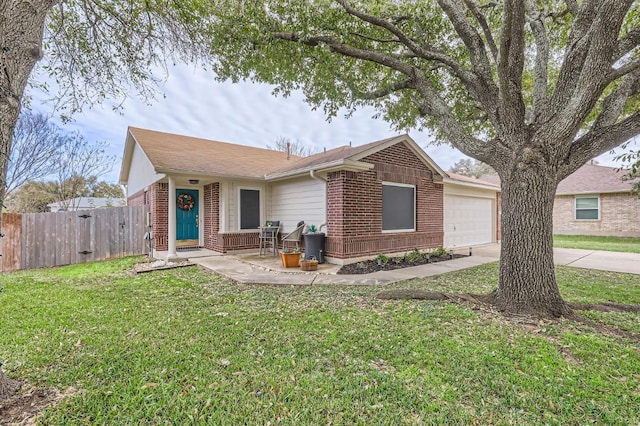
[206,1,640,317]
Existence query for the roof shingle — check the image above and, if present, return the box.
[478,163,634,194]
[129,127,302,178]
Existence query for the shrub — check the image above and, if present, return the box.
[431,246,448,257]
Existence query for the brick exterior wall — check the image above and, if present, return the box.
[127,185,166,249]
[202,182,261,252]
[553,193,640,237]
[127,189,146,207]
[150,182,169,251]
[326,143,444,259]
[203,183,219,251]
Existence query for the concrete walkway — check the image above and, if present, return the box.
[191,252,500,286]
[182,244,640,286]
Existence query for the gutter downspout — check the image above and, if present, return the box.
[310,169,328,237]
[309,169,326,183]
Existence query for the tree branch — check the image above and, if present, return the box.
[496,0,526,133]
[349,32,401,44]
[550,0,600,111]
[606,56,640,84]
[272,30,495,159]
[614,25,640,60]
[525,0,550,121]
[592,69,640,131]
[435,0,500,127]
[272,32,416,76]
[548,1,634,140]
[563,0,579,15]
[563,110,640,176]
[462,0,498,62]
[335,0,497,116]
[352,78,414,100]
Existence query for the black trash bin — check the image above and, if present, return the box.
[303,232,326,264]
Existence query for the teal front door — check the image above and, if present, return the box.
[176,189,199,241]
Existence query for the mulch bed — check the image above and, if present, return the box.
[337,253,468,274]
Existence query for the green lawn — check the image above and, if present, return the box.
[554,234,640,253]
[1,258,639,424]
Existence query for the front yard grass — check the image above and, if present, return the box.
[1,258,639,424]
[554,234,640,253]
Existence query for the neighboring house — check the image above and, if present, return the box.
[554,163,639,237]
[48,197,126,212]
[119,127,500,263]
[481,163,640,237]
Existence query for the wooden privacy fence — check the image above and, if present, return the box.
[2,205,150,272]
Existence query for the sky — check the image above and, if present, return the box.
[27,64,631,184]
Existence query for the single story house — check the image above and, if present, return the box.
[481,163,640,237]
[554,163,640,236]
[119,127,500,263]
[48,197,126,212]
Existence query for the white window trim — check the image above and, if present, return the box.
[575,195,600,221]
[381,181,416,233]
[237,186,263,231]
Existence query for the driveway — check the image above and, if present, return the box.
[472,244,640,275]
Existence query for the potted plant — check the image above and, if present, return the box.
[280,247,301,268]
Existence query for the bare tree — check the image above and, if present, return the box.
[448,159,495,179]
[267,136,318,157]
[5,111,65,197]
[53,135,115,210]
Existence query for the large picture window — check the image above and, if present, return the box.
[575,196,599,220]
[240,189,260,229]
[382,183,416,232]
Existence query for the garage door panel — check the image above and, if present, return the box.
[444,195,493,247]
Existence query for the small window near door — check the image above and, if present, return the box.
[382,183,416,232]
[575,196,599,220]
[240,189,260,229]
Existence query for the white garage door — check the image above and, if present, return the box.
[444,195,493,248]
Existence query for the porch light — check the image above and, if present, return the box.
[188,179,199,185]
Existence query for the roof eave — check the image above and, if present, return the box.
[265,159,374,181]
[556,189,635,196]
[443,177,501,191]
[348,134,449,178]
[118,128,136,185]
[157,168,267,181]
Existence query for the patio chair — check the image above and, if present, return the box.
[259,220,280,256]
[281,221,305,252]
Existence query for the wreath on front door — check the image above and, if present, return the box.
[177,193,195,211]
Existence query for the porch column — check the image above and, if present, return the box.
[167,176,178,261]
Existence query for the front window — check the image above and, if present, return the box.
[239,189,260,229]
[575,196,599,220]
[382,182,416,232]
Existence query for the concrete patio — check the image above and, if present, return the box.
[154,243,640,286]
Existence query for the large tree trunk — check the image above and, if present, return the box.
[493,164,572,318]
[0,1,52,205]
[0,368,21,402]
[0,0,53,395]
